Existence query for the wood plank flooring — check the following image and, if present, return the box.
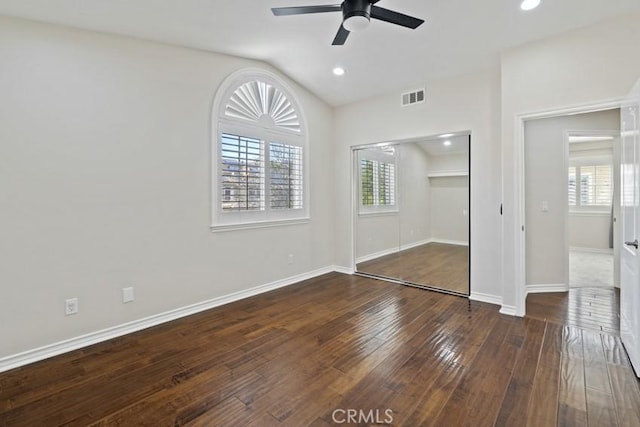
[527,287,620,334]
[357,242,469,294]
[1,274,639,426]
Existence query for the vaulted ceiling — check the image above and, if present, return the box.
[0,0,638,106]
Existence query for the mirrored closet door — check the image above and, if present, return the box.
[354,133,470,296]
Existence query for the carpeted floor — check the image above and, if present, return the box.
[569,249,614,288]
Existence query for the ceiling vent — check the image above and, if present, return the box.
[401,89,425,107]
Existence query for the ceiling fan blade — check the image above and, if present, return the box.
[370,6,424,29]
[271,5,342,16]
[332,24,350,45]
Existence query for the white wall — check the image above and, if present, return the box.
[524,109,619,286]
[334,70,502,301]
[428,151,469,244]
[0,16,335,360]
[398,143,431,248]
[501,13,640,312]
[569,214,611,250]
[430,176,469,244]
[429,153,468,172]
[355,213,399,261]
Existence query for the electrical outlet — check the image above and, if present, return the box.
[288,254,294,265]
[122,287,135,303]
[65,298,78,316]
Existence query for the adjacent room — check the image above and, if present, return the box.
[1,0,640,425]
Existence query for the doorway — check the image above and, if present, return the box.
[566,130,620,291]
[523,109,621,332]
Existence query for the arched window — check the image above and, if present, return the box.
[211,70,309,231]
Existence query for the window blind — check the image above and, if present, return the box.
[269,142,304,209]
[361,159,396,207]
[220,133,265,211]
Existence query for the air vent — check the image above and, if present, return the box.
[401,88,425,107]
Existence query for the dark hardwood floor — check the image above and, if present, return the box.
[1,274,639,426]
[357,243,469,294]
[527,287,620,335]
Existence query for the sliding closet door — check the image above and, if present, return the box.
[397,137,470,295]
[353,134,470,296]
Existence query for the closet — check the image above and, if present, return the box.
[353,133,470,295]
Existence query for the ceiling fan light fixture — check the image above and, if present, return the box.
[343,14,370,32]
[520,0,541,11]
[342,0,372,32]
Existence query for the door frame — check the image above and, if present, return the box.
[513,99,624,316]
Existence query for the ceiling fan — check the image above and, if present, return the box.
[271,0,424,45]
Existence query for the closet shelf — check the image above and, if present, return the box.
[427,170,469,178]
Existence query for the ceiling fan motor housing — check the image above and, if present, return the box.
[342,0,372,30]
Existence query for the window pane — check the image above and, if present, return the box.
[361,159,374,206]
[269,142,304,210]
[360,159,396,207]
[579,164,612,207]
[220,133,265,211]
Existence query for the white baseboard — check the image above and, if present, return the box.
[400,238,432,251]
[526,283,568,294]
[332,265,354,275]
[356,238,467,265]
[469,292,502,307]
[470,293,519,317]
[570,246,613,254]
[0,265,341,373]
[356,247,399,264]
[430,238,469,247]
[499,305,518,316]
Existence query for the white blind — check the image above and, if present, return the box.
[568,163,613,208]
[568,166,577,206]
[220,133,265,211]
[361,159,396,207]
[580,164,612,206]
[269,142,303,209]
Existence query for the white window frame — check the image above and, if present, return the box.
[357,147,398,216]
[211,69,309,232]
[568,154,613,214]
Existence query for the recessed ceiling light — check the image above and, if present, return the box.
[520,0,540,11]
[439,133,454,138]
[443,140,452,146]
[332,67,345,76]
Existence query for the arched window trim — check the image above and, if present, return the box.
[211,69,310,232]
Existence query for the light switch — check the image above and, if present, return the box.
[541,201,549,212]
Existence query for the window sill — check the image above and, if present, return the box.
[569,211,611,217]
[210,217,310,233]
[358,210,399,218]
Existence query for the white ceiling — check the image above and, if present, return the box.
[417,134,469,157]
[0,0,638,106]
